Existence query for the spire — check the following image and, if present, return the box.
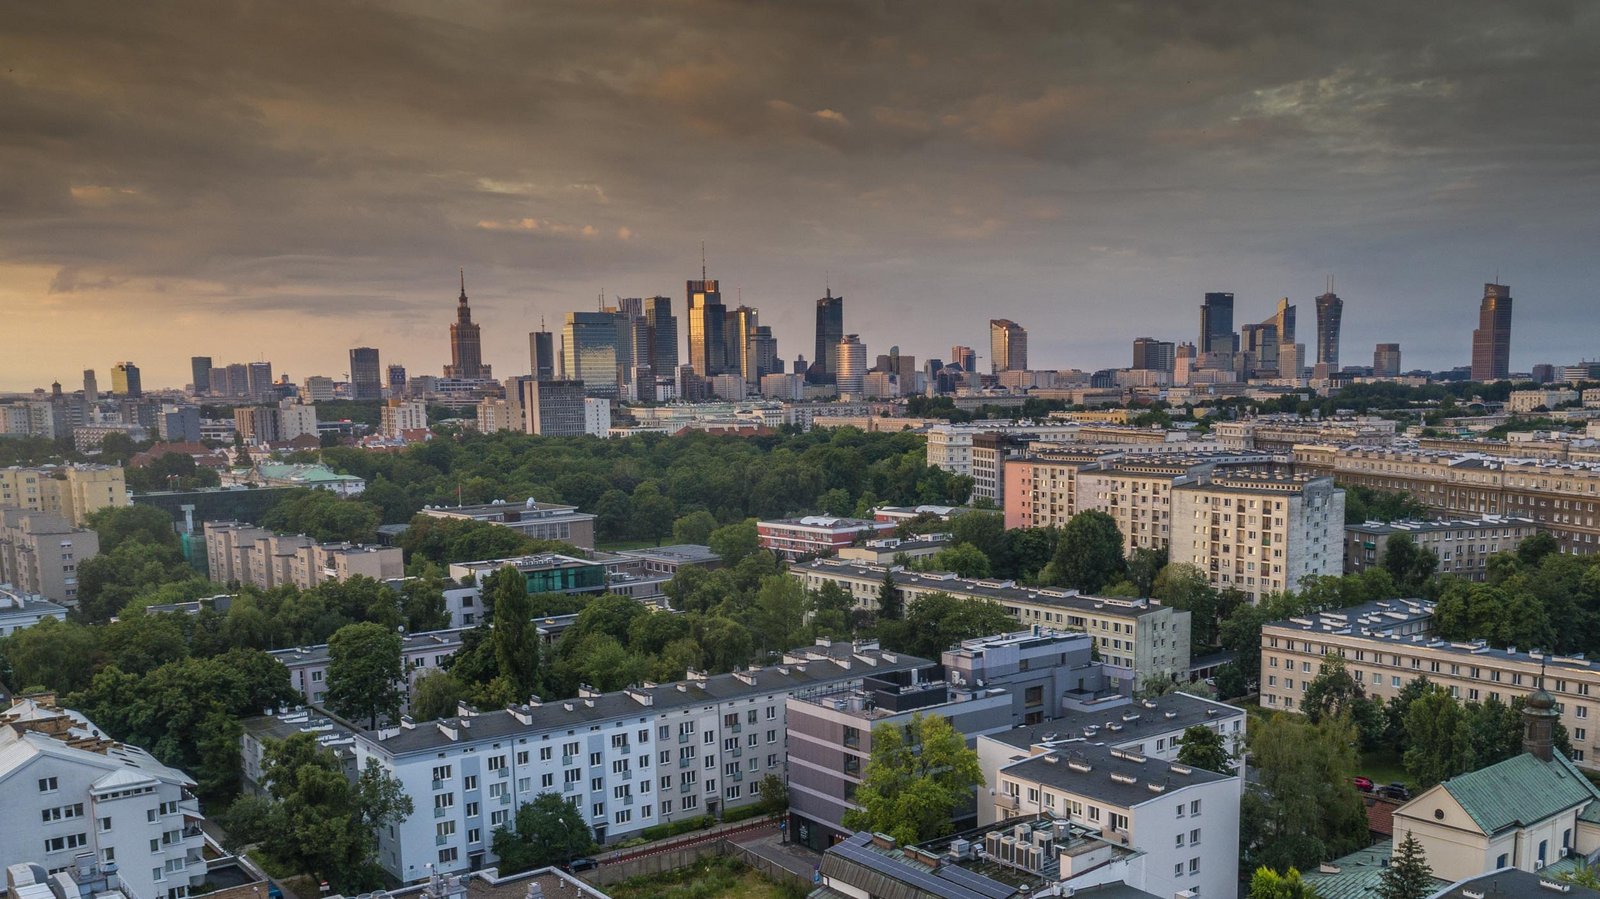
[700,241,706,280]
[459,267,467,303]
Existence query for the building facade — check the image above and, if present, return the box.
[445,271,490,380]
[0,508,99,605]
[418,500,596,549]
[0,464,128,526]
[756,516,895,560]
[1472,282,1514,382]
[1345,516,1539,581]
[990,319,1028,374]
[1169,474,1344,602]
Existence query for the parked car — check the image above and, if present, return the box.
[1352,776,1374,792]
[1377,783,1411,801]
[566,857,599,873]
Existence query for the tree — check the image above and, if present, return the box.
[751,575,809,654]
[1242,714,1369,871]
[1403,685,1470,788]
[1176,724,1231,773]
[1301,654,1365,723]
[631,481,676,545]
[410,670,468,722]
[1213,661,1248,700]
[925,542,992,578]
[672,510,719,545]
[709,519,760,565]
[491,792,597,874]
[326,622,404,728]
[2,617,103,693]
[877,569,902,620]
[487,567,541,700]
[1155,564,1223,647]
[400,574,451,632]
[1250,867,1319,899]
[1049,511,1126,593]
[882,593,1016,660]
[1517,532,1560,568]
[1126,547,1167,598]
[841,713,984,845]
[756,772,789,819]
[1379,831,1435,899]
[85,504,182,554]
[261,488,381,543]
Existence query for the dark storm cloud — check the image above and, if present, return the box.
[2,0,1597,389]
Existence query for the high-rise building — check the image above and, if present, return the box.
[1314,285,1343,370]
[529,328,556,380]
[1472,282,1514,381]
[110,361,141,397]
[644,296,678,384]
[518,379,587,436]
[836,334,867,397]
[989,319,1028,374]
[190,356,213,395]
[950,345,977,373]
[751,326,779,380]
[686,275,726,377]
[812,289,845,384]
[379,399,427,437]
[301,375,336,402]
[349,347,383,400]
[1199,292,1237,355]
[81,369,98,403]
[387,364,407,393]
[1374,343,1403,378]
[445,269,491,379]
[1132,337,1176,372]
[724,305,760,384]
[560,311,624,398]
[247,361,274,401]
[225,363,249,398]
[234,405,279,443]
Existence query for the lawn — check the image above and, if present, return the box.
[607,857,803,899]
[1359,748,1410,789]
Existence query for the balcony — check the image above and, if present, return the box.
[499,793,511,805]
[432,779,444,790]
[679,733,690,744]
[732,772,743,782]
[562,756,575,766]
[564,780,578,793]
[680,781,693,794]
[997,794,1020,811]
[434,806,447,818]
[731,723,742,733]
[731,747,742,758]
[436,834,448,846]
[679,757,692,769]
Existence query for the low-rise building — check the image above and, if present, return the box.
[204,520,403,590]
[447,553,608,597]
[0,508,99,605]
[272,627,472,705]
[756,515,895,560]
[1509,389,1580,414]
[837,535,951,565]
[793,560,1192,687]
[418,499,596,550]
[612,544,723,578]
[224,462,366,496]
[1345,516,1540,581]
[0,697,208,899]
[0,583,68,636]
[331,638,929,879]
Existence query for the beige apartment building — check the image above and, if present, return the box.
[792,558,1192,685]
[0,464,128,526]
[1170,474,1344,602]
[1296,446,1600,555]
[0,508,99,605]
[205,520,403,590]
[1260,599,1600,769]
[1345,515,1539,581]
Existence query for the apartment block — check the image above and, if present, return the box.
[0,583,68,636]
[204,520,403,590]
[1299,447,1600,555]
[1260,599,1600,770]
[989,739,1241,899]
[756,516,895,560]
[793,560,1191,686]
[1345,516,1539,581]
[0,698,208,899]
[1509,389,1580,413]
[0,508,99,605]
[272,627,471,705]
[1004,450,1106,530]
[381,399,428,438]
[321,639,928,879]
[0,464,128,526]
[1169,474,1344,602]
[418,499,596,550]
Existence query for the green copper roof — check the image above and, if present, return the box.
[1440,753,1600,835]
[1301,842,1449,899]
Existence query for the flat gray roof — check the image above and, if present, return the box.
[986,692,1244,757]
[800,560,1169,619]
[1000,740,1231,807]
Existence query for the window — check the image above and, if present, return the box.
[439,848,458,864]
[38,777,58,793]
[1189,858,1201,874]
[1189,799,1201,816]
[463,775,479,790]
[465,801,479,817]
[491,809,508,827]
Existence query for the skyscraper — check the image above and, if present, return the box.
[190,356,212,395]
[812,290,845,383]
[445,269,491,379]
[751,326,779,379]
[950,345,977,373]
[529,328,556,380]
[561,311,624,398]
[110,362,141,397]
[725,305,760,384]
[1373,344,1402,378]
[989,319,1028,373]
[82,369,98,403]
[836,335,867,397]
[1471,283,1514,381]
[387,364,407,394]
[1315,285,1343,370]
[247,361,274,401]
[1132,337,1176,372]
[642,296,678,391]
[225,363,249,398]
[686,276,726,377]
[349,347,383,400]
[1199,293,1236,354]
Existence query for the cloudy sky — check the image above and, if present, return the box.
[3,1,1598,391]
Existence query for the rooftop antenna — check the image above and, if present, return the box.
[459,267,466,301]
[700,241,706,280]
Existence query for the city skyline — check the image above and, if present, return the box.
[4,3,1600,390]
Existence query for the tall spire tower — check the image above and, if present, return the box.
[445,268,491,380]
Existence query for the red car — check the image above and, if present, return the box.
[1352,776,1374,792]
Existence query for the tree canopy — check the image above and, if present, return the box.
[841,714,984,845]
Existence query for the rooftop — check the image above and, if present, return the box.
[999,739,1232,808]
[1347,516,1539,536]
[761,515,886,529]
[420,498,591,520]
[1421,752,1600,836]
[0,584,68,618]
[269,626,473,668]
[363,639,932,755]
[614,543,720,564]
[800,559,1171,619]
[1431,869,1600,899]
[984,691,1245,761]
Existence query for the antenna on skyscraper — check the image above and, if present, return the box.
[459,267,466,300]
[701,241,707,280]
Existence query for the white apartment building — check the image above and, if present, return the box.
[1509,389,1580,414]
[339,639,928,880]
[0,584,67,637]
[926,425,976,477]
[0,699,207,899]
[792,560,1192,686]
[1260,599,1600,770]
[582,397,611,437]
[272,627,472,705]
[1170,474,1344,602]
[990,739,1241,899]
[381,400,428,438]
